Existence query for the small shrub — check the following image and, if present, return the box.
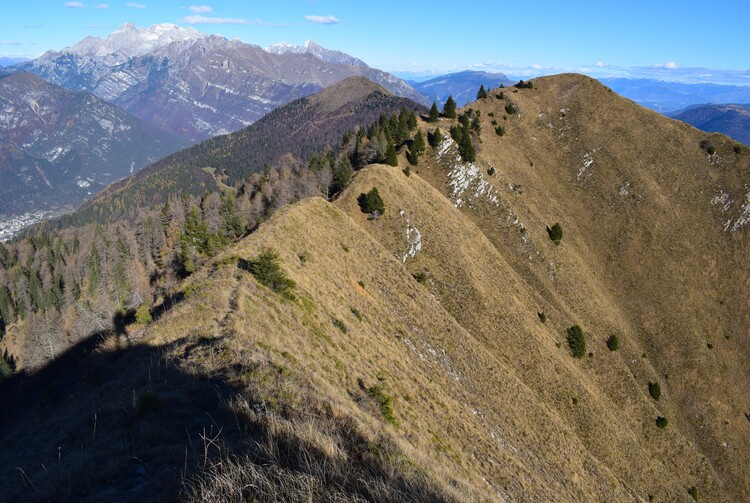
[298,252,308,263]
[547,222,563,244]
[733,145,742,154]
[504,103,517,115]
[0,351,15,380]
[403,166,412,176]
[495,92,504,100]
[240,249,296,300]
[566,325,586,358]
[357,188,385,215]
[655,416,668,428]
[135,304,153,325]
[367,381,397,425]
[495,126,506,136]
[487,167,496,176]
[413,272,427,284]
[687,486,698,501]
[606,335,619,351]
[707,146,716,155]
[572,397,578,405]
[537,311,546,323]
[706,342,713,349]
[515,79,534,89]
[357,280,365,289]
[351,308,362,321]
[332,318,348,334]
[648,381,661,401]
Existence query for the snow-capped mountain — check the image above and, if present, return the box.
[0,72,188,217]
[12,24,426,142]
[66,22,206,61]
[264,40,368,67]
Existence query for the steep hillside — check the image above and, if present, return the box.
[411,70,513,107]
[0,72,188,217]
[14,24,425,141]
[64,77,425,226]
[1,73,748,502]
[671,103,750,146]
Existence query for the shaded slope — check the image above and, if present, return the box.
[0,72,188,216]
[671,103,750,146]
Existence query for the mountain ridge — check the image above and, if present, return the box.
[0,72,748,501]
[12,24,427,141]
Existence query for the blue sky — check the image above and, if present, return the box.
[2,1,749,84]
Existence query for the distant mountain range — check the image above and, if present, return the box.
[670,103,750,146]
[0,57,29,68]
[600,78,750,113]
[0,72,188,216]
[264,40,368,67]
[11,23,425,142]
[410,70,514,107]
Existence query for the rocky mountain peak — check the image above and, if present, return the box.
[66,22,206,60]
[265,39,368,67]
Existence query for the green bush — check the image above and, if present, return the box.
[413,272,428,284]
[357,188,385,215]
[135,304,153,325]
[606,335,619,351]
[505,103,517,115]
[566,325,586,358]
[648,381,661,401]
[367,381,397,425]
[240,249,296,300]
[332,318,348,334]
[656,416,668,428]
[495,125,506,136]
[547,223,563,244]
[733,145,742,154]
[538,311,546,323]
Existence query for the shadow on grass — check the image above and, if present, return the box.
[0,320,248,503]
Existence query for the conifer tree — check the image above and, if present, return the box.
[459,127,476,162]
[429,128,443,147]
[477,84,488,99]
[385,142,398,166]
[443,95,457,119]
[412,129,426,155]
[330,156,353,195]
[428,102,439,122]
[0,285,13,324]
[87,243,101,299]
[407,149,419,166]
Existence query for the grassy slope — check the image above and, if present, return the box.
[2,73,748,502]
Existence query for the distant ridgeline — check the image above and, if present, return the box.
[0,105,423,369]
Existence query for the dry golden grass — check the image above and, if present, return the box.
[3,73,748,502]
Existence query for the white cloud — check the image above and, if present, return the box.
[126,2,145,8]
[0,41,22,45]
[188,5,213,14]
[530,63,542,70]
[64,1,85,7]
[95,3,109,7]
[594,61,607,67]
[305,15,340,25]
[183,14,248,25]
